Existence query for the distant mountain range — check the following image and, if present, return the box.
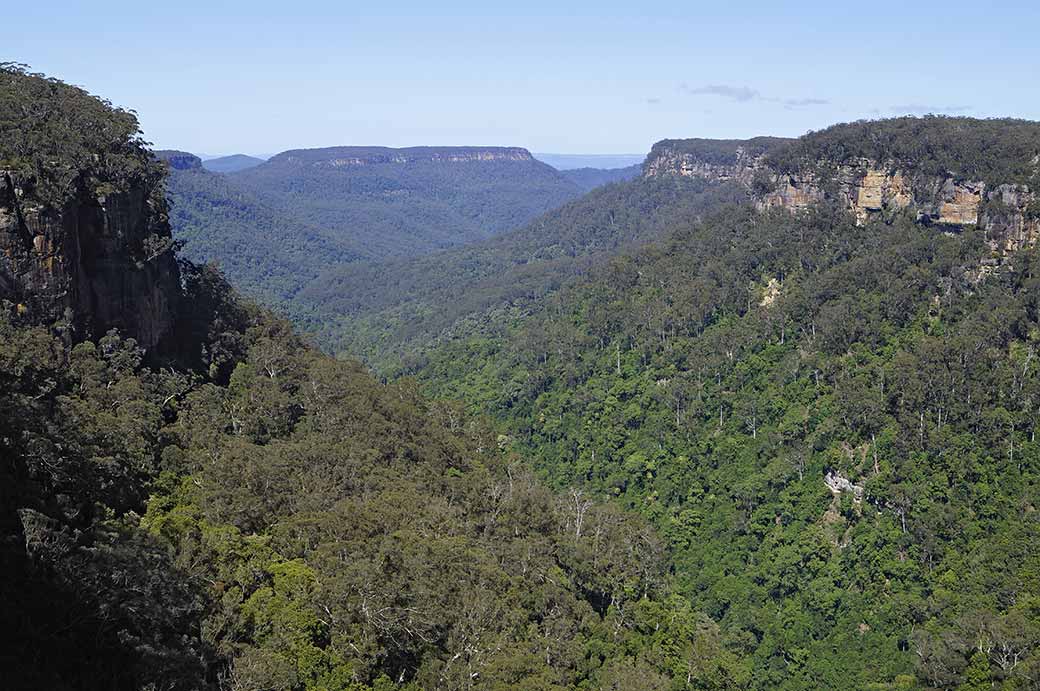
[533,152,646,170]
[559,164,642,191]
[158,144,647,341]
[196,150,645,172]
[226,145,583,257]
[157,145,600,305]
[200,153,265,173]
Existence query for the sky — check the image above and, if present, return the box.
[9,1,1040,157]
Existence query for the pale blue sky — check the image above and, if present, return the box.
[9,1,1039,156]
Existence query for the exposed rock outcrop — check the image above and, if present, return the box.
[0,169,181,351]
[645,140,1040,255]
[270,146,536,169]
[824,470,864,502]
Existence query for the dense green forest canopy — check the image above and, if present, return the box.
[764,116,1040,185]
[4,291,750,690]
[156,150,359,303]
[293,175,746,371]
[9,61,1040,691]
[411,198,1040,689]
[152,97,1040,690]
[647,137,791,166]
[0,62,162,206]
[559,164,642,192]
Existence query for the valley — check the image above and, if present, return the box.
[4,43,1040,691]
[160,143,609,309]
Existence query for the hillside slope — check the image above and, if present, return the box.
[296,174,746,370]
[157,150,357,302]
[411,117,1040,689]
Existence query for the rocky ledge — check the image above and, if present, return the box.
[646,138,1040,255]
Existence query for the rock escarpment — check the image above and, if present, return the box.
[270,146,536,169]
[753,162,1036,253]
[0,168,181,350]
[645,120,1040,255]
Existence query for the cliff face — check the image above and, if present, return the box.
[0,169,181,350]
[645,140,1040,255]
[269,146,535,169]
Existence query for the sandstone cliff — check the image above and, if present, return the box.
[0,167,181,350]
[645,120,1040,255]
[269,146,536,169]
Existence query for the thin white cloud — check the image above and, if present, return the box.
[682,84,760,102]
[681,83,828,108]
